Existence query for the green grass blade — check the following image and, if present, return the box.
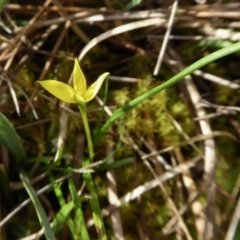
[123,0,143,10]
[52,201,74,232]
[0,113,26,164]
[51,176,78,238]
[20,171,55,240]
[68,178,90,240]
[0,0,6,13]
[95,157,133,171]
[96,42,240,144]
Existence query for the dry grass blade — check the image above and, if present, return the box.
[78,18,166,60]
[225,194,240,240]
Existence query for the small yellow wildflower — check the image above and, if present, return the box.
[38,59,109,104]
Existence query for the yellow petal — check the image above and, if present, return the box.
[37,80,77,103]
[84,72,110,102]
[73,59,86,93]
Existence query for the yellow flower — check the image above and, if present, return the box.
[37,59,109,104]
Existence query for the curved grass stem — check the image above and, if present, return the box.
[96,41,240,144]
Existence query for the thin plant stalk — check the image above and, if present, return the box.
[96,41,240,143]
[78,104,107,240]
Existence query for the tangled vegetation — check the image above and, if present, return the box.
[0,1,240,239]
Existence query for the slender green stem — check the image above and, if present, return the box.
[78,104,94,160]
[78,104,107,240]
[95,41,240,144]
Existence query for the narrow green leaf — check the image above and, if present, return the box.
[51,175,78,238]
[0,113,26,163]
[0,0,6,13]
[95,157,133,172]
[124,0,143,10]
[96,42,240,143]
[20,171,55,240]
[69,178,90,240]
[27,157,53,164]
[52,201,74,232]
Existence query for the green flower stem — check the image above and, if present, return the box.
[78,104,107,240]
[78,104,94,160]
